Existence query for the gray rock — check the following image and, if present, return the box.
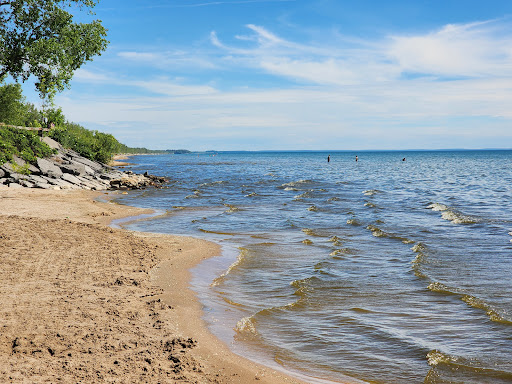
[61,173,83,186]
[60,162,87,176]
[71,156,104,172]
[37,158,63,178]
[0,178,8,185]
[41,136,62,150]
[7,172,23,182]
[76,176,104,190]
[18,179,34,188]
[27,175,49,185]
[9,156,40,174]
[40,176,74,189]
[8,183,23,188]
[1,163,16,176]
[0,168,5,178]
[33,182,52,189]
[11,155,25,167]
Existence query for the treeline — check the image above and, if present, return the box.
[116,145,191,155]
[0,82,182,165]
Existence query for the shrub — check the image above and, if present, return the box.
[0,126,54,165]
[50,122,121,164]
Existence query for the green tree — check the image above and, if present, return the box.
[0,82,26,125]
[0,0,108,98]
[22,102,42,127]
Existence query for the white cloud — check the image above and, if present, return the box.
[212,20,512,83]
[52,19,512,150]
[388,20,512,77]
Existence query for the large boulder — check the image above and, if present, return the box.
[69,156,104,172]
[36,158,63,178]
[12,155,39,174]
[41,136,62,150]
[61,173,83,186]
[60,162,87,176]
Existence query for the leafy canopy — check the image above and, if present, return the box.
[0,0,108,98]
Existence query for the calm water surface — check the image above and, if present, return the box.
[116,151,512,384]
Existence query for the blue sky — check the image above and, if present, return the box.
[21,0,512,150]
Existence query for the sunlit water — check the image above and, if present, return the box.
[116,151,512,383]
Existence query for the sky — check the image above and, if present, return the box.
[20,0,512,150]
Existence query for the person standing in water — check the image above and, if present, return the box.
[355,155,358,162]
[327,155,330,163]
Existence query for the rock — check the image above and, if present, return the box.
[6,173,23,182]
[26,175,49,185]
[1,163,16,176]
[18,179,35,188]
[33,182,53,189]
[12,156,40,174]
[40,176,75,189]
[61,173,83,186]
[41,136,62,150]
[60,162,87,176]
[70,156,104,172]
[1,138,167,191]
[83,165,95,175]
[36,158,63,178]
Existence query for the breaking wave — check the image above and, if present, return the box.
[427,282,512,324]
[427,203,480,224]
[224,204,241,213]
[366,224,415,244]
[200,180,228,187]
[294,191,313,200]
[211,247,249,287]
[426,350,512,383]
[363,189,381,196]
[280,179,314,190]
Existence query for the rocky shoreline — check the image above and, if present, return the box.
[0,137,166,190]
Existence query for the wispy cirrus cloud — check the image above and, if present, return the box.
[211,19,512,84]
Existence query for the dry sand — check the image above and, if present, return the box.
[0,188,309,383]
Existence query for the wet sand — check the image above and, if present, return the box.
[0,187,309,383]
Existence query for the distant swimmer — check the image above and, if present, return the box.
[402,158,406,161]
[327,155,330,163]
[355,155,358,162]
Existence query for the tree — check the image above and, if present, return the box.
[0,0,108,99]
[0,82,26,125]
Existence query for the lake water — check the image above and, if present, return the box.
[115,150,512,383]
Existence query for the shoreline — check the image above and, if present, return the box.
[0,187,313,383]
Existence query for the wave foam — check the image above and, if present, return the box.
[427,203,479,224]
[235,316,258,335]
[367,224,415,244]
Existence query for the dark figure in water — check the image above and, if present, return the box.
[327,155,330,163]
[402,158,406,161]
[355,155,358,162]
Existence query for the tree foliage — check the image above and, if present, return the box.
[0,125,54,164]
[50,122,121,164]
[0,81,26,124]
[0,0,108,98]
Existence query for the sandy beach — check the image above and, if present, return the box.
[0,187,308,383]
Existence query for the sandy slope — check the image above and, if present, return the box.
[0,188,308,383]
